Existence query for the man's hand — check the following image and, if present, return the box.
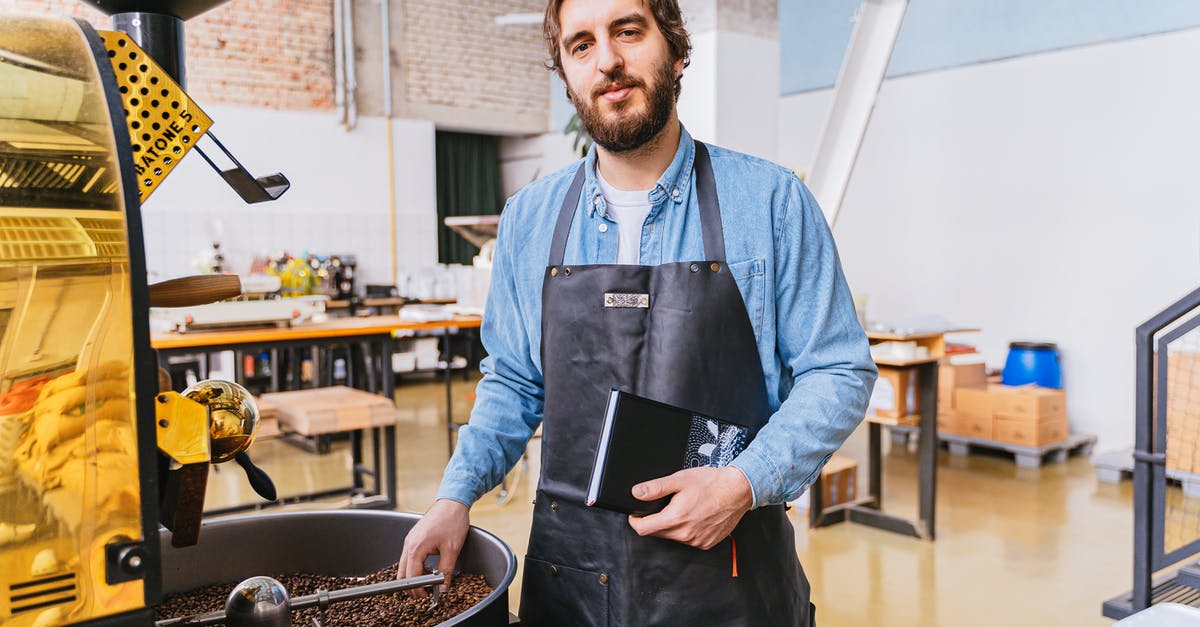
[399,499,470,595]
[626,466,754,550]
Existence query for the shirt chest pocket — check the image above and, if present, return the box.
[728,257,765,342]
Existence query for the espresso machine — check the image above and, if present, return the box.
[0,4,515,626]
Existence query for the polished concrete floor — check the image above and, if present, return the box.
[207,375,1142,625]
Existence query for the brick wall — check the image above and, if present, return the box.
[399,0,548,131]
[9,1,552,131]
[9,0,334,110]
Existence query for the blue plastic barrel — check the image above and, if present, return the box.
[1002,341,1062,389]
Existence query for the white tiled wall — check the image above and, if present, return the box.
[138,106,437,288]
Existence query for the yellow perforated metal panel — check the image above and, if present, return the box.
[98,30,212,203]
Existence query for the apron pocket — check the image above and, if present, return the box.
[520,556,610,626]
[728,258,765,341]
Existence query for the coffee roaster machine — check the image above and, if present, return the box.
[0,4,514,625]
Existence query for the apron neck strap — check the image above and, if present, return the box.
[692,141,726,263]
[548,140,725,267]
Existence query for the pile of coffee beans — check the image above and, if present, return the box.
[154,563,494,626]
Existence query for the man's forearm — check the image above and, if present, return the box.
[730,365,875,507]
[435,360,543,506]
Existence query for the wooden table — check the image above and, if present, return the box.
[810,355,940,540]
[866,327,980,359]
[152,315,483,513]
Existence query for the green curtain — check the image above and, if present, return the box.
[435,131,503,265]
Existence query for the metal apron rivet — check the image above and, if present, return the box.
[550,565,559,576]
[550,267,558,277]
[689,263,699,272]
[550,501,558,511]
[599,573,609,585]
[711,263,720,272]
[563,267,572,277]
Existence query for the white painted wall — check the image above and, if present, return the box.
[779,28,1200,451]
[679,30,779,161]
[499,132,577,199]
[140,105,437,287]
[714,30,779,162]
[677,29,719,144]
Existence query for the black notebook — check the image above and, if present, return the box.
[586,389,750,516]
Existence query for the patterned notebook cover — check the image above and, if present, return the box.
[684,416,748,468]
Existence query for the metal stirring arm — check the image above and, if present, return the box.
[156,573,446,626]
[193,131,290,204]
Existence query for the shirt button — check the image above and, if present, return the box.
[593,196,601,206]
[598,223,608,233]
[671,188,680,199]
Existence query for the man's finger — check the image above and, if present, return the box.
[632,470,685,501]
[627,509,678,537]
[436,546,458,592]
[401,545,431,598]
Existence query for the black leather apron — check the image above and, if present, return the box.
[518,142,812,626]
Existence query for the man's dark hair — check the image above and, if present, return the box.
[543,0,692,98]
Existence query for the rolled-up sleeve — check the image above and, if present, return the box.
[730,176,877,507]
[436,203,545,507]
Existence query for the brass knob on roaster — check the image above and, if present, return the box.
[182,380,277,502]
[183,380,257,462]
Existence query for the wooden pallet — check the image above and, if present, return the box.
[1091,448,1200,497]
[887,425,1097,468]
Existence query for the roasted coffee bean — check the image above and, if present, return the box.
[154,563,494,626]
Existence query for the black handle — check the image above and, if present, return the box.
[235,451,277,501]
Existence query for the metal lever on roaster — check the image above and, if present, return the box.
[192,130,290,204]
[234,450,277,501]
[155,573,447,627]
[157,380,277,547]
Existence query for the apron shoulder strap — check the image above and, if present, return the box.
[693,141,726,263]
[547,141,726,267]
[548,163,586,268]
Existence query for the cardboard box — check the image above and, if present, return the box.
[955,387,992,420]
[874,367,914,419]
[820,456,858,507]
[937,409,964,436]
[1166,352,1200,473]
[993,416,1068,447]
[938,363,987,405]
[989,385,1066,421]
[959,411,994,440]
[262,386,396,435]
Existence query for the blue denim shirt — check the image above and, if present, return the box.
[437,126,877,509]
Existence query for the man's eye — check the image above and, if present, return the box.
[573,42,591,55]
[619,29,638,37]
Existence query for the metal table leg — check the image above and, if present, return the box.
[381,335,397,509]
[444,330,454,456]
[810,361,939,540]
[916,361,938,540]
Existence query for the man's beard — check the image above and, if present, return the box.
[570,60,676,154]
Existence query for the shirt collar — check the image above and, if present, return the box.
[584,123,696,217]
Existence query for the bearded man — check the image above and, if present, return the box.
[399,1,876,624]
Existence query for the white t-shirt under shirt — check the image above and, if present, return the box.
[596,168,653,265]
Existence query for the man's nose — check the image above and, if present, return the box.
[595,38,623,76]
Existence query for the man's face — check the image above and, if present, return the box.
[557,0,684,153]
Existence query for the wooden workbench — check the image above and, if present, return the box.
[150,315,482,350]
[151,315,483,513]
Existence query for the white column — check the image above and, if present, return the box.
[678,0,779,161]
